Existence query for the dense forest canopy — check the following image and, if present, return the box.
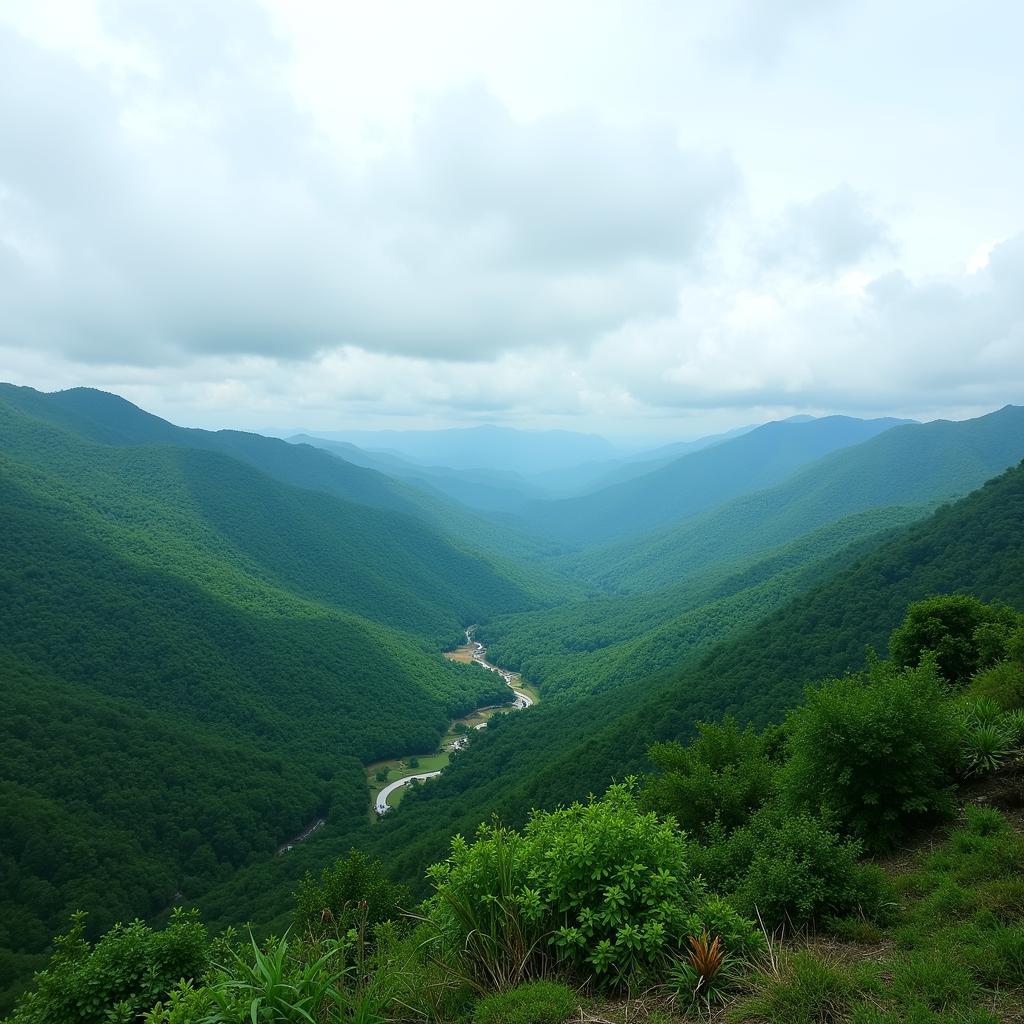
[2,385,1023,1016]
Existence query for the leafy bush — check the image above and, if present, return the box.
[889,595,1020,684]
[293,850,410,941]
[5,909,208,1024]
[968,658,1024,710]
[780,660,960,851]
[472,980,577,1024]
[426,782,732,990]
[642,718,777,838]
[690,808,883,929]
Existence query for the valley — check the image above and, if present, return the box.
[2,385,1023,1019]
[370,628,538,815]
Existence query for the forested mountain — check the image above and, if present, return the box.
[471,406,1024,700]
[480,504,928,700]
[0,392,565,993]
[517,415,911,545]
[289,433,549,513]
[0,384,574,588]
[564,404,1024,591]
[4,386,1023,1014]
[353,459,1024,890]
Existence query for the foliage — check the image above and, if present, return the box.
[4,909,208,1024]
[293,850,410,943]
[472,980,577,1024]
[200,933,348,1023]
[958,699,1021,777]
[780,660,961,851]
[690,809,882,930]
[889,594,1021,684]
[642,718,777,838]
[426,782,723,990]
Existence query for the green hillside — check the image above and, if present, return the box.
[0,396,559,985]
[517,415,908,545]
[0,385,576,594]
[479,504,928,699]
[356,459,1024,891]
[566,404,1024,591]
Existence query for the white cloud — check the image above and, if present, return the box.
[0,0,1022,436]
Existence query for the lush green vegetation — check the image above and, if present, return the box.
[1,393,565,1005]
[480,505,928,700]
[4,384,1024,1017]
[7,593,1023,1022]
[349,461,1024,901]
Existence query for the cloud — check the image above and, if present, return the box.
[1,0,1021,437]
[0,13,738,368]
[757,184,891,278]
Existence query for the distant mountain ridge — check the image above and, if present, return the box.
[314,423,617,475]
[517,414,914,545]
[565,404,1024,591]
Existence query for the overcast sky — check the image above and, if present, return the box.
[1,0,1022,439]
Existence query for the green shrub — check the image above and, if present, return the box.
[690,808,881,929]
[780,661,960,852]
[958,699,1022,777]
[293,849,410,941]
[968,658,1024,710]
[5,909,208,1024]
[426,781,726,990]
[889,595,1020,684]
[472,980,576,1024]
[143,979,214,1024]
[642,718,776,838]
[201,932,352,1023]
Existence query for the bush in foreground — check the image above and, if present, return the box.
[780,660,960,852]
[426,782,754,991]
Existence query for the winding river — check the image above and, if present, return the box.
[374,628,533,815]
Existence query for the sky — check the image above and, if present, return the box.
[0,0,1022,440]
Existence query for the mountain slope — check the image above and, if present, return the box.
[519,415,909,545]
[350,458,1024,890]
[0,395,552,971]
[0,384,579,597]
[566,405,1024,591]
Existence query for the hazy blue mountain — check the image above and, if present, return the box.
[517,415,912,545]
[315,423,618,474]
[566,405,1024,591]
[289,433,549,513]
[523,423,759,496]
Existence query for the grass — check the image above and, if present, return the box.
[564,777,1024,1024]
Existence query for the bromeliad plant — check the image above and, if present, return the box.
[669,931,737,1010]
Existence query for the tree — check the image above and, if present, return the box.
[780,660,960,851]
[889,595,1020,684]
